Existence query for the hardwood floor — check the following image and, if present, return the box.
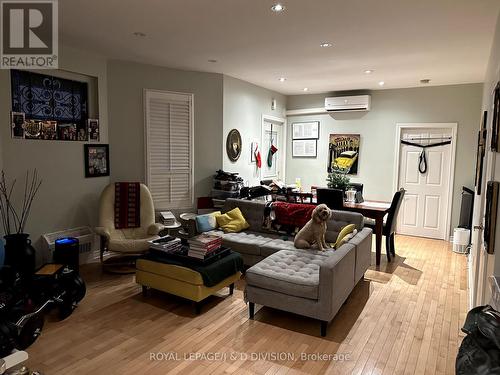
[26,235,467,375]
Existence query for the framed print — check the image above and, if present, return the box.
[77,126,88,141]
[492,82,500,151]
[484,181,499,254]
[292,139,317,157]
[10,112,25,138]
[84,144,110,177]
[292,121,319,139]
[250,141,259,163]
[24,119,42,139]
[58,123,77,141]
[328,134,360,175]
[40,121,58,140]
[226,129,242,162]
[88,119,100,142]
[475,111,488,194]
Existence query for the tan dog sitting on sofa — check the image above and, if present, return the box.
[294,204,331,251]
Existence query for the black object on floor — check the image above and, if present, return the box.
[0,263,86,357]
[54,237,80,272]
[456,305,500,374]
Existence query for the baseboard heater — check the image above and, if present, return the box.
[42,226,98,264]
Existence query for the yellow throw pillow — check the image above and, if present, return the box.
[215,207,250,233]
[333,224,356,249]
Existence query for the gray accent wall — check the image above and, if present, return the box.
[0,45,109,262]
[107,60,224,202]
[222,76,286,185]
[286,83,483,233]
[0,45,489,268]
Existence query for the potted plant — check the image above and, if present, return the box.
[0,170,42,275]
[326,171,351,191]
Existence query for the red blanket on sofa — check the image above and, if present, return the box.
[272,202,314,228]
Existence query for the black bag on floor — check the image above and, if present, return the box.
[456,305,500,375]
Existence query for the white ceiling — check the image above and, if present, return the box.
[60,0,500,95]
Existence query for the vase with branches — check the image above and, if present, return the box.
[0,170,42,274]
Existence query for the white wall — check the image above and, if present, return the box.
[0,45,109,263]
[480,11,500,276]
[107,60,224,203]
[286,84,483,231]
[222,76,286,186]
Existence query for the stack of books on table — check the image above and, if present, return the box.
[148,236,182,254]
[187,234,223,259]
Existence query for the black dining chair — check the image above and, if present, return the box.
[365,188,406,261]
[316,188,344,210]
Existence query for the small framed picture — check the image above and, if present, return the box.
[10,112,25,138]
[88,119,100,142]
[84,144,110,178]
[292,139,317,157]
[77,125,88,141]
[40,121,58,140]
[475,111,487,194]
[491,82,500,152]
[57,123,77,141]
[250,141,259,162]
[24,119,42,139]
[292,121,319,140]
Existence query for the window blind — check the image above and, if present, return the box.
[144,90,193,209]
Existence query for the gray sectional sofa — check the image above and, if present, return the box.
[210,198,373,336]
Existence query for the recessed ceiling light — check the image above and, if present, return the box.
[364,70,374,74]
[303,88,308,92]
[320,42,333,48]
[378,81,385,86]
[278,77,286,82]
[420,79,431,84]
[133,32,146,37]
[208,59,218,63]
[271,3,285,12]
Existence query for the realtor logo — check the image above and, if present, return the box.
[1,0,58,69]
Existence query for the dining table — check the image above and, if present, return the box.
[342,200,391,266]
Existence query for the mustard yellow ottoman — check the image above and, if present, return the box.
[136,251,243,313]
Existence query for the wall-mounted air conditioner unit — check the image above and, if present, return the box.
[325,95,371,112]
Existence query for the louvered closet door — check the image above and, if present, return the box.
[144,90,193,209]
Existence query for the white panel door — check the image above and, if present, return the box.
[262,120,284,179]
[397,128,452,239]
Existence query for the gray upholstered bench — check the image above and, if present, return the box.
[245,244,358,336]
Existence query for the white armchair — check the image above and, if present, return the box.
[95,183,163,272]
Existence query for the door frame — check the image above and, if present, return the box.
[261,114,287,181]
[392,123,458,240]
